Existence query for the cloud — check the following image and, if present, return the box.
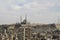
[23,0,55,9]
[0,0,60,24]
[19,0,59,23]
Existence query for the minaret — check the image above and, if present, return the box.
[58,17,60,24]
[20,14,27,24]
[25,14,27,23]
[20,16,22,23]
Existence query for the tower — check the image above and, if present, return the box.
[24,14,27,23]
[21,14,27,24]
[58,17,60,24]
[20,16,22,23]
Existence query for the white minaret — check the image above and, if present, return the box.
[56,17,60,30]
[20,16,22,23]
[58,17,60,24]
[25,14,27,23]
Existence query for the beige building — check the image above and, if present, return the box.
[56,24,60,30]
[0,20,60,40]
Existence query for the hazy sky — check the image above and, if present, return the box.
[0,0,60,24]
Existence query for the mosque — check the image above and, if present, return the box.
[0,16,60,40]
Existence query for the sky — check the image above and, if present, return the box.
[0,0,60,24]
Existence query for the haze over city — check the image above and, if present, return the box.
[0,0,60,24]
